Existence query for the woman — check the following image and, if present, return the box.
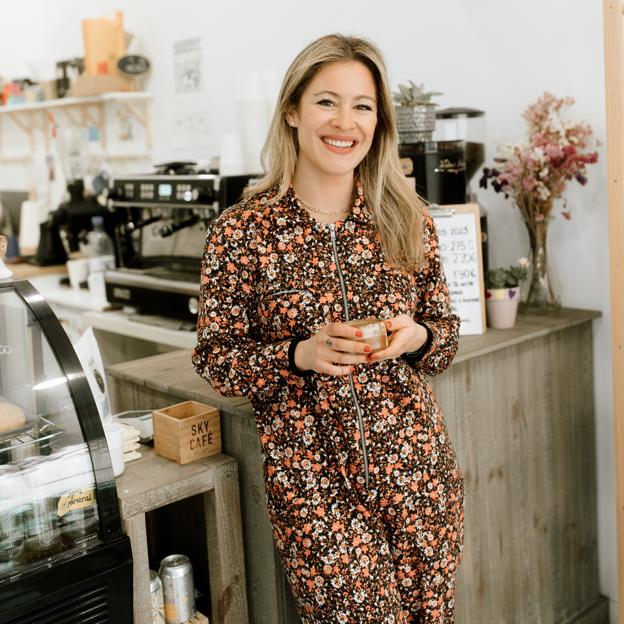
[193,34,464,624]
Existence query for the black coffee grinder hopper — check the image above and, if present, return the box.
[35,179,109,266]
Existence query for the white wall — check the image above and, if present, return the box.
[1,0,616,618]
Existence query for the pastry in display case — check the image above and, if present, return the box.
[0,279,132,624]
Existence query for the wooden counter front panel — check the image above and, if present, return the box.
[432,321,606,623]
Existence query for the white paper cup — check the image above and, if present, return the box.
[104,423,125,477]
[66,258,90,289]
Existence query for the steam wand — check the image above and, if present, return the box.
[158,215,199,238]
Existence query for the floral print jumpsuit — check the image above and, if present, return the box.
[193,182,464,623]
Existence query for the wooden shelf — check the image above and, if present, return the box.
[0,91,152,161]
[0,91,151,115]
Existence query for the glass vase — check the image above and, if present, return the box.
[525,218,559,309]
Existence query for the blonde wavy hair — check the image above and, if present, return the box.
[244,33,427,269]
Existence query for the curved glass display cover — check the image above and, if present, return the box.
[0,281,116,583]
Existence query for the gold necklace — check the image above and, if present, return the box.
[298,196,351,216]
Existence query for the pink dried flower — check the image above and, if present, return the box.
[479,92,598,223]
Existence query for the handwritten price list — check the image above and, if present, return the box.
[433,211,485,335]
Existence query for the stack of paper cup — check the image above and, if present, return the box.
[234,69,275,174]
[219,133,246,176]
[104,422,125,477]
[19,200,46,255]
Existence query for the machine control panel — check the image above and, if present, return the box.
[109,175,220,207]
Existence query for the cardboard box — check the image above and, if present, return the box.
[67,73,135,97]
[153,401,221,465]
[82,12,126,76]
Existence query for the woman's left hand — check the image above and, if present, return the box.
[367,314,428,363]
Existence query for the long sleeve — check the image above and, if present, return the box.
[192,207,302,399]
[410,213,461,376]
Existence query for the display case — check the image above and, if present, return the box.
[0,279,132,624]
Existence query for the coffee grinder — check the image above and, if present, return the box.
[435,107,487,272]
[399,107,488,271]
[35,179,111,266]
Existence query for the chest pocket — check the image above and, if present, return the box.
[350,265,418,321]
[384,268,419,316]
[256,287,324,341]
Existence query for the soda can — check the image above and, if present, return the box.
[149,569,165,624]
[158,554,195,624]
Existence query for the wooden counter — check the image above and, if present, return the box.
[5,261,67,280]
[106,308,609,624]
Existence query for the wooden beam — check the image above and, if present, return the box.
[58,107,82,128]
[98,102,106,150]
[8,112,30,134]
[603,1,624,621]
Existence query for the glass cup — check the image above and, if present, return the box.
[0,466,26,564]
[22,457,60,552]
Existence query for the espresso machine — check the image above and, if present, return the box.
[105,162,254,325]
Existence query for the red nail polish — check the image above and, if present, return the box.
[363,345,372,353]
[355,330,363,337]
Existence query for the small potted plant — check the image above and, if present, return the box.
[392,81,443,143]
[485,258,529,329]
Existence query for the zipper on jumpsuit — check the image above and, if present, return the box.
[329,223,370,491]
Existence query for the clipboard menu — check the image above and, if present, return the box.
[430,203,486,335]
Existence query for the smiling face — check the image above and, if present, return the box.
[289,60,378,183]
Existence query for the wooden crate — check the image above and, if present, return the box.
[153,400,221,464]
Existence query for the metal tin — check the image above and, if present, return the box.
[158,554,195,624]
[149,569,165,624]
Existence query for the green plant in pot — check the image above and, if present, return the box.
[485,258,529,329]
[392,81,443,144]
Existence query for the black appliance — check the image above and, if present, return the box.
[0,279,132,624]
[56,58,84,99]
[399,107,489,271]
[105,162,255,323]
[399,140,467,205]
[434,107,488,271]
[399,107,486,204]
[35,179,113,266]
[435,107,485,184]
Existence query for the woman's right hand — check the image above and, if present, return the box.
[294,322,372,376]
